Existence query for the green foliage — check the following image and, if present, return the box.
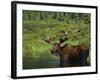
[23,10,91,69]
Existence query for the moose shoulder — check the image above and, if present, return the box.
[42,31,90,67]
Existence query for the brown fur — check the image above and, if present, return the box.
[62,45,89,56]
[59,45,89,67]
[52,44,89,67]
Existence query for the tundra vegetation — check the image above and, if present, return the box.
[23,10,91,69]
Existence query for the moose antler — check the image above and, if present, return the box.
[42,36,54,45]
[41,30,68,46]
[59,30,68,43]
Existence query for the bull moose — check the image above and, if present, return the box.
[42,31,90,67]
